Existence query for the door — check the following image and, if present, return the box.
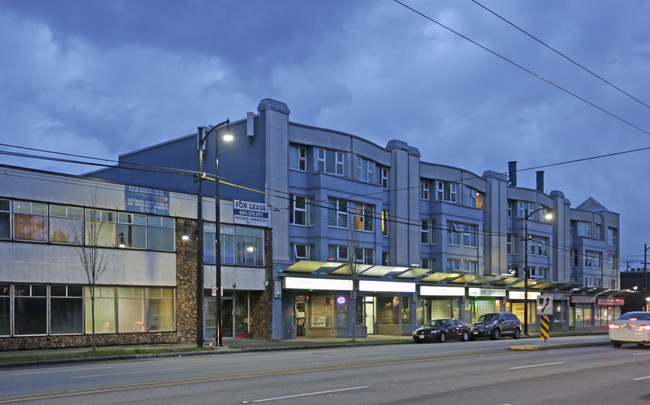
[222,297,233,339]
[364,296,375,334]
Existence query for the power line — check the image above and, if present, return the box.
[470,0,650,111]
[392,0,650,137]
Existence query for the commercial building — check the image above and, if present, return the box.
[0,98,631,349]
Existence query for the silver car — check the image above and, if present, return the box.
[608,311,650,348]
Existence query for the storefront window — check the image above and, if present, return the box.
[14,284,47,335]
[148,287,175,331]
[0,284,9,335]
[574,305,592,327]
[377,296,400,325]
[85,286,116,334]
[118,287,146,332]
[50,285,83,334]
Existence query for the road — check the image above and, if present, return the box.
[0,336,648,404]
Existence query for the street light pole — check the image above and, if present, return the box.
[523,207,553,336]
[644,243,648,311]
[196,119,230,348]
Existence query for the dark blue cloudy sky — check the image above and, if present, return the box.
[1,0,649,264]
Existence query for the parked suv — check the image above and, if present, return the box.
[469,312,522,340]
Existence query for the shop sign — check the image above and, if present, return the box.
[359,280,415,293]
[597,298,624,306]
[420,286,465,297]
[233,200,270,227]
[283,277,352,291]
[509,291,540,300]
[468,287,505,297]
[571,296,595,303]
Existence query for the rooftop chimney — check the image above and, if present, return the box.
[508,161,517,186]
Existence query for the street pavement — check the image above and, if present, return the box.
[0,333,610,368]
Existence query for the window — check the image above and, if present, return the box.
[381,210,389,236]
[50,205,83,244]
[14,284,47,335]
[289,144,307,172]
[421,220,432,244]
[446,259,460,272]
[354,248,374,264]
[328,245,348,261]
[507,234,519,255]
[528,236,549,257]
[379,166,389,189]
[85,286,116,334]
[0,284,9,336]
[608,228,617,246]
[50,285,83,335]
[436,181,457,202]
[420,180,430,200]
[507,200,514,218]
[595,224,602,240]
[571,249,579,267]
[447,222,477,247]
[577,221,591,237]
[85,209,116,247]
[353,203,374,232]
[517,201,526,218]
[117,287,145,333]
[530,267,549,281]
[382,251,389,265]
[289,195,308,226]
[293,244,311,261]
[356,156,375,182]
[204,223,217,264]
[328,198,348,228]
[13,201,47,241]
[0,199,10,240]
[148,287,175,331]
[463,260,477,274]
[464,188,483,208]
[316,148,344,175]
[421,258,436,270]
[585,251,602,269]
[118,213,147,249]
[235,226,265,266]
[148,216,175,251]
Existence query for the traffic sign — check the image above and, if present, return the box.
[536,295,553,316]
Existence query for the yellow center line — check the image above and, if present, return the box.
[0,352,506,403]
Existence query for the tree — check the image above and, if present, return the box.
[74,194,110,351]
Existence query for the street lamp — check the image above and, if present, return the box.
[523,207,553,335]
[195,119,231,348]
[643,243,650,311]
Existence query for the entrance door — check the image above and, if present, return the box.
[364,296,375,334]
[222,298,233,339]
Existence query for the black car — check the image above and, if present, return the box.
[412,319,470,343]
[469,312,522,340]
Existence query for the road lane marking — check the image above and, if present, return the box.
[0,352,506,403]
[633,352,650,356]
[70,367,190,379]
[633,376,650,381]
[7,366,113,376]
[509,361,565,370]
[241,386,370,403]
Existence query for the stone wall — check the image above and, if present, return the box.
[249,228,273,339]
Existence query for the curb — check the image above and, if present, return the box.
[508,341,610,351]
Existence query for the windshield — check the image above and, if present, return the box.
[422,320,446,328]
[476,314,499,322]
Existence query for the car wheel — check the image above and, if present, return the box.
[513,328,521,339]
[490,328,501,340]
[461,331,469,342]
[611,340,621,348]
[438,332,446,343]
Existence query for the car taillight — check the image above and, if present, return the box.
[608,323,619,329]
[639,324,650,331]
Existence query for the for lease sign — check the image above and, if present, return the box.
[233,200,270,227]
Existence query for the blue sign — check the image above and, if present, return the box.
[125,186,170,215]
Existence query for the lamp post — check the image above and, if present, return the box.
[196,119,231,348]
[523,207,553,336]
[643,243,650,311]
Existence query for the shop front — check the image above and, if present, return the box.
[468,287,506,322]
[595,297,623,326]
[508,290,540,331]
[418,285,465,326]
[359,280,416,336]
[570,295,595,328]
